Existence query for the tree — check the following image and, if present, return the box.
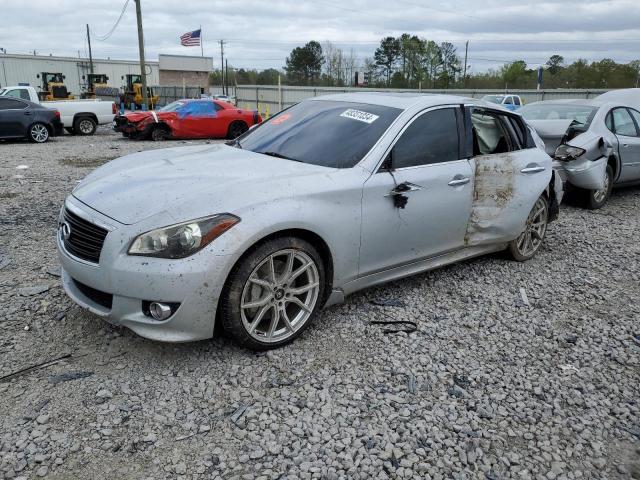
[285,41,324,85]
[438,42,460,88]
[374,36,401,85]
[421,40,442,88]
[546,55,564,75]
[501,60,529,88]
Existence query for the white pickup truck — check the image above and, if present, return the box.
[0,85,116,135]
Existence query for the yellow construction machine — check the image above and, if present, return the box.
[82,73,109,99]
[121,74,158,109]
[37,72,74,101]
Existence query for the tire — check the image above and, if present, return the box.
[65,127,75,135]
[507,195,549,262]
[151,125,169,141]
[28,123,50,143]
[73,116,97,136]
[227,121,248,139]
[584,164,613,210]
[220,236,325,350]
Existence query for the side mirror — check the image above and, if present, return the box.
[121,75,124,80]
[82,75,85,80]
[106,76,109,81]
[62,75,66,80]
[36,74,40,78]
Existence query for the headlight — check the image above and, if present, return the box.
[128,214,240,259]
[554,144,586,161]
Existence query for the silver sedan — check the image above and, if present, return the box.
[520,99,640,209]
[57,93,561,349]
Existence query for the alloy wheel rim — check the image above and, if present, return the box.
[240,249,320,343]
[593,171,610,203]
[32,124,48,142]
[79,120,93,134]
[515,197,548,257]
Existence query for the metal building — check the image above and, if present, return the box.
[0,53,160,96]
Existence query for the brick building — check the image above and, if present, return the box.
[158,54,213,90]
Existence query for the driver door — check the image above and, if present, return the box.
[611,107,640,182]
[359,106,474,276]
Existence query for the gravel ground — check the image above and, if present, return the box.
[0,128,639,480]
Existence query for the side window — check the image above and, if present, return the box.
[504,96,513,105]
[20,89,31,101]
[0,98,25,110]
[506,116,526,148]
[5,89,21,99]
[612,108,638,137]
[470,109,514,156]
[605,112,614,131]
[514,96,521,106]
[213,102,224,111]
[391,108,459,169]
[627,108,640,135]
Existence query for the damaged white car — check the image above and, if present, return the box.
[520,99,640,209]
[57,93,561,349]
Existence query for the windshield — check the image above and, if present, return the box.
[238,100,402,168]
[520,104,598,126]
[159,101,187,112]
[482,95,505,104]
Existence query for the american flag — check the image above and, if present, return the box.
[180,29,201,47]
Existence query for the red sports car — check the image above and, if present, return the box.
[114,99,262,141]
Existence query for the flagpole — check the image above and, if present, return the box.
[200,25,203,57]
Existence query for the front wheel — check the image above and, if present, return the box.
[220,237,325,350]
[151,125,169,141]
[227,121,248,139]
[508,195,549,262]
[28,123,50,143]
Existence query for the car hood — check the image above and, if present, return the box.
[122,111,156,123]
[72,144,334,225]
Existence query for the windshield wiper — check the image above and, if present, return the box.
[259,151,302,162]
[225,138,243,149]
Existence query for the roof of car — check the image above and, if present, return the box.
[310,92,482,110]
[523,98,607,107]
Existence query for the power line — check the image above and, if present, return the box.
[92,0,131,41]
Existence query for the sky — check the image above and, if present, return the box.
[1,0,639,73]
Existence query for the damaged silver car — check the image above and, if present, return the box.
[521,99,640,209]
[57,93,561,350]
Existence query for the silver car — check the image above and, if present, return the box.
[520,99,640,209]
[57,93,561,349]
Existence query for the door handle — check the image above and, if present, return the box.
[386,181,423,196]
[24,111,33,116]
[447,177,470,187]
[521,165,546,174]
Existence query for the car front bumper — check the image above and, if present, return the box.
[57,199,232,342]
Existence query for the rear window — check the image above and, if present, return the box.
[238,100,402,168]
[520,103,598,128]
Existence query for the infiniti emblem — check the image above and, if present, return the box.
[61,222,71,241]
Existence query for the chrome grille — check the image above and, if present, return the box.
[62,208,108,263]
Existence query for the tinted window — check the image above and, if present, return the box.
[471,109,513,155]
[612,108,637,137]
[506,116,526,147]
[504,96,513,105]
[0,98,25,110]
[391,108,459,169]
[239,101,402,168]
[514,96,521,106]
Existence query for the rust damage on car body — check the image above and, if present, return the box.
[465,152,516,246]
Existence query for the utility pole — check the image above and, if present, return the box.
[134,0,149,109]
[86,24,94,74]
[225,59,229,96]
[219,40,225,94]
[463,41,469,88]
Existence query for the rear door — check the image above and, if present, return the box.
[465,106,551,245]
[612,107,640,182]
[0,98,29,138]
[359,106,474,275]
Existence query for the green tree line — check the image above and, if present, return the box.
[210,35,640,89]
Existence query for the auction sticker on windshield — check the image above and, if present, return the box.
[340,109,380,124]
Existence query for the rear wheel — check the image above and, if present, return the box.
[28,123,50,143]
[584,164,613,210]
[73,116,97,136]
[227,121,248,139]
[508,195,549,262]
[220,237,325,350]
[151,125,170,141]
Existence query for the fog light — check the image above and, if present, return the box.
[149,302,172,320]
